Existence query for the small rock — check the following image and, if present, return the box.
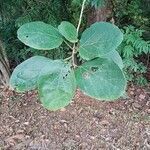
[146,101,150,106]
[90,136,95,140]
[109,110,116,115]
[40,135,45,139]
[25,135,30,139]
[137,89,141,92]
[100,120,109,126]
[145,127,150,135]
[139,94,146,100]
[78,108,83,113]
[79,142,88,149]
[60,108,66,112]
[23,122,29,126]
[146,109,150,114]
[60,120,68,124]
[130,91,134,95]
[75,134,80,139]
[93,112,103,120]
[15,120,20,123]
[6,134,24,142]
[133,102,142,109]
[16,130,24,134]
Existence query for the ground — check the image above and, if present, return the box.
[0,85,150,150]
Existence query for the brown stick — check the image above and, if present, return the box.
[0,39,10,86]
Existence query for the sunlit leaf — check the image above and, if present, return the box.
[17,21,63,50]
[58,21,78,43]
[79,22,123,60]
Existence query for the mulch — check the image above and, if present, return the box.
[0,85,150,150]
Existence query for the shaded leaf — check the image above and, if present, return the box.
[38,61,76,111]
[102,50,123,69]
[9,56,53,92]
[75,58,126,100]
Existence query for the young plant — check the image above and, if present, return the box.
[10,0,126,111]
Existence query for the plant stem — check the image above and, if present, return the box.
[64,56,72,61]
[64,41,74,50]
[71,0,87,68]
[77,0,87,33]
[146,53,150,68]
[71,45,77,68]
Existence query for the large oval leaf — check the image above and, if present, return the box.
[79,22,123,60]
[58,21,78,43]
[17,21,63,50]
[102,50,123,69]
[75,58,126,100]
[9,56,54,92]
[38,61,76,111]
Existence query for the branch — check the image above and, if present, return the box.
[71,0,87,68]
[77,0,87,33]
[64,40,74,50]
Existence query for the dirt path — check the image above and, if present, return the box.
[0,85,150,150]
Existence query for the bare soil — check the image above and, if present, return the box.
[0,85,150,150]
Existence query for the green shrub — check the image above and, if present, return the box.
[0,0,82,66]
[112,0,150,86]
[113,0,149,27]
[9,0,126,111]
[118,25,150,85]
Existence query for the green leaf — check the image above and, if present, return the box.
[75,58,126,100]
[9,56,53,92]
[38,61,76,111]
[90,0,107,8]
[102,50,123,69]
[17,21,63,50]
[79,22,123,60]
[58,21,78,43]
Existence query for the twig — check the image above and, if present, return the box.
[64,56,72,61]
[146,53,150,68]
[64,40,74,50]
[71,44,77,68]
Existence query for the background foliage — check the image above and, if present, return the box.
[118,26,150,85]
[113,0,150,85]
[0,0,150,85]
[0,0,83,67]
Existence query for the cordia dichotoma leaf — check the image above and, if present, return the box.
[17,21,63,50]
[102,50,123,69]
[58,21,78,43]
[75,58,126,100]
[79,22,123,60]
[10,56,54,92]
[38,61,76,111]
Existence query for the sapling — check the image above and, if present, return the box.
[10,0,126,111]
